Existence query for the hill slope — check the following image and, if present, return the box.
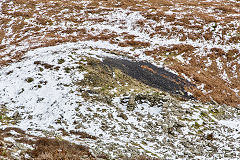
[0,0,240,159]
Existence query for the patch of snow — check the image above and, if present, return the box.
[219,119,240,130]
[4,137,15,143]
[176,55,185,63]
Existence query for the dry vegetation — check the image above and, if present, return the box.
[0,127,95,159]
[0,1,240,158]
[0,127,160,159]
[0,0,240,106]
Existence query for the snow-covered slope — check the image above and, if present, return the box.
[1,42,240,159]
[1,0,240,107]
[1,0,240,159]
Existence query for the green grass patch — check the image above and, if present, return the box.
[25,77,34,83]
[74,57,161,104]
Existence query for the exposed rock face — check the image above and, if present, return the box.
[103,57,195,99]
[127,94,137,111]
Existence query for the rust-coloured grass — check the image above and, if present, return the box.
[0,0,240,108]
[0,127,96,160]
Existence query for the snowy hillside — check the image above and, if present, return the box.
[0,0,240,159]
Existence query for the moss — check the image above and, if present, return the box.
[58,58,65,64]
[64,67,71,73]
[39,67,44,72]
[68,54,77,60]
[141,141,147,146]
[200,111,208,117]
[34,84,42,88]
[194,122,201,129]
[25,77,34,83]
[199,110,216,123]
[177,117,193,121]
[75,57,160,104]
[193,105,202,110]
[0,105,13,125]
[0,150,7,156]
[197,130,203,134]
[208,106,225,120]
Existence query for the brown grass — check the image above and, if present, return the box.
[0,29,5,44]
[119,40,150,48]
[28,137,95,160]
[0,0,240,107]
[0,127,162,159]
[69,130,97,140]
[147,0,173,6]
[145,42,240,108]
[0,127,96,160]
[145,44,195,57]
[215,5,237,14]
[141,65,157,74]
[171,57,240,107]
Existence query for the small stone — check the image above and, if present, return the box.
[176,127,183,134]
[101,122,109,131]
[118,113,128,120]
[162,124,168,132]
[163,102,170,108]
[127,94,136,111]
[12,111,21,120]
[108,113,113,119]
[174,112,182,117]
[147,113,153,119]
[28,115,33,119]
[25,77,34,83]
[137,116,143,121]
[167,127,174,135]
[0,140,4,146]
[168,122,174,128]
[156,119,163,126]
[185,108,193,114]
[162,95,172,102]
[75,123,84,129]
[82,155,88,158]
[176,121,186,127]
[206,133,214,140]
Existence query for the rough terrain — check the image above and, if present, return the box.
[0,0,240,159]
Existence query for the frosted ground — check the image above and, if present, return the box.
[1,41,240,159]
[1,0,240,106]
[0,0,240,159]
